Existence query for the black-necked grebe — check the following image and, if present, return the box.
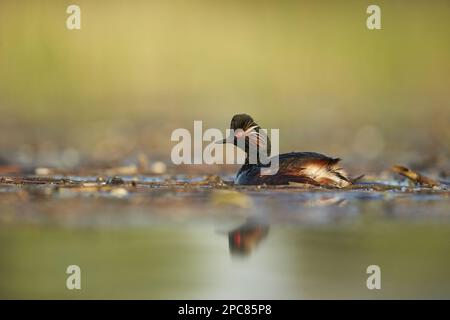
[218,114,355,188]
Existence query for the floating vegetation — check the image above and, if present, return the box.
[392,165,440,187]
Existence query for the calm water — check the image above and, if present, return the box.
[0,177,449,299]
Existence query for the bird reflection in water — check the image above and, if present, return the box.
[228,219,269,256]
[223,195,348,256]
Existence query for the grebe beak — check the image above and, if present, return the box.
[215,136,234,144]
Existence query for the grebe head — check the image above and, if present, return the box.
[216,114,271,161]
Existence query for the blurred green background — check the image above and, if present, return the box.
[1,0,449,171]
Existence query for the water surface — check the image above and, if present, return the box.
[0,176,449,299]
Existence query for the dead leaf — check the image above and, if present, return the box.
[392,165,439,187]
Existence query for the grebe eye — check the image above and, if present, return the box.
[234,129,245,138]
